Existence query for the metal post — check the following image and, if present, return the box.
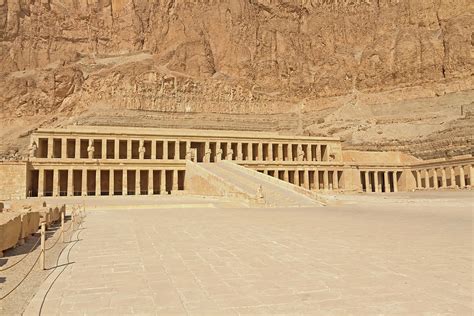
[40,223,46,270]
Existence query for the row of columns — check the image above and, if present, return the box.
[415,165,473,189]
[35,137,331,162]
[259,169,343,191]
[35,168,183,197]
[362,170,399,193]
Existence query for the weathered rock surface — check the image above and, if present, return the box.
[0,0,472,158]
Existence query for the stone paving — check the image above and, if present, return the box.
[25,194,473,315]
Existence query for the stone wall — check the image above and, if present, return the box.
[0,162,28,200]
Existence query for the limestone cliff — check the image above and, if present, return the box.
[0,0,473,159]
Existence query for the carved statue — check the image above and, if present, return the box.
[139,145,146,159]
[297,145,305,161]
[29,141,38,158]
[205,148,212,162]
[87,141,95,159]
[227,148,234,160]
[216,148,223,161]
[256,185,265,203]
[185,150,192,160]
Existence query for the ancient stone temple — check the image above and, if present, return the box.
[0,126,472,200]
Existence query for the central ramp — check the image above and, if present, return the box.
[186,161,324,207]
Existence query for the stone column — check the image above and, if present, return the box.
[277,143,283,161]
[205,142,210,162]
[67,168,73,196]
[38,169,44,197]
[136,170,141,195]
[82,169,87,196]
[248,143,253,161]
[52,169,59,196]
[314,169,320,190]
[163,141,168,160]
[123,169,128,195]
[237,142,243,161]
[257,143,263,161]
[364,171,370,192]
[316,144,321,161]
[110,169,114,196]
[102,139,107,159]
[294,169,300,186]
[114,139,120,159]
[96,169,101,196]
[288,144,293,161]
[174,140,180,160]
[469,165,474,187]
[459,166,465,188]
[47,137,53,158]
[374,171,380,193]
[450,167,456,188]
[307,144,313,162]
[268,143,273,161]
[441,168,447,188]
[186,141,191,160]
[226,143,232,160]
[283,169,289,182]
[323,170,329,190]
[303,169,309,189]
[416,170,422,189]
[127,139,132,159]
[424,169,430,189]
[61,138,67,159]
[160,170,167,194]
[384,171,390,193]
[392,171,398,193]
[433,169,439,189]
[139,140,145,160]
[263,169,268,175]
[148,170,153,195]
[333,170,339,190]
[75,138,81,159]
[151,140,157,160]
[172,170,178,192]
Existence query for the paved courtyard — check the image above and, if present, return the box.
[25,194,473,315]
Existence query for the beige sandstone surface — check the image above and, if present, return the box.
[0,0,473,159]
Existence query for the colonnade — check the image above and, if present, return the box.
[360,170,400,193]
[33,137,332,162]
[413,165,473,189]
[30,168,185,197]
[256,168,344,191]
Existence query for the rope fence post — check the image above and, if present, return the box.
[72,209,75,231]
[40,223,45,270]
[61,211,65,243]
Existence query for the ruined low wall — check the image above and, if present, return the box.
[0,161,29,200]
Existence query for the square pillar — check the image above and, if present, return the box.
[277,143,283,161]
[102,139,107,159]
[96,169,101,196]
[148,170,153,195]
[334,170,339,190]
[306,144,312,162]
[52,169,59,196]
[160,170,167,194]
[316,145,321,161]
[126,140,132,159]
[136,170,141,195]
[82,169,87,196]
[174,140,180,160]
[151,140,157,159]
[61,138,67,159]
[47,137,53,158]
[257,143,263,161]
[441,168,447,188]
[374,171,380,193]
[313,169,319,190]
[67,168,73,196]
[163,141,168,161]
[364,171,370,192]
[459,166,465,188]
[109,169,114,196]
[469,165,474,187]
[416,170,422,189]
[123,169,128,195]
[268,143,273,161]
[283,169,289,182]
[172,170,178,192]
[294,169,300,186]
[433,169,439,189]
[248,143,253,161]
[392,171,399,193]
[424,169,430,189]
[38,169,44,197]
[323,170,329,190]
[450,167,456,188]
[287,144,293,161]
[114,139,120,159]
[384,171,390,192]
[75,138,81,159]
[303,169,309,189]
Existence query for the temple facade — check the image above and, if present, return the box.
[0,126,472,199]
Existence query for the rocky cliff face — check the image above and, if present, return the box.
[0,0,473,159]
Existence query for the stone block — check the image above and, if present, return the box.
[0,213,22,253]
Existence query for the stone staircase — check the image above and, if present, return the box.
[196,161,323,207]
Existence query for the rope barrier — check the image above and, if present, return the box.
[0,237,41,272]
[0,251,41,300]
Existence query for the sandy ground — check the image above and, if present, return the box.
[15,192,474,315]
[0,215,78,315]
